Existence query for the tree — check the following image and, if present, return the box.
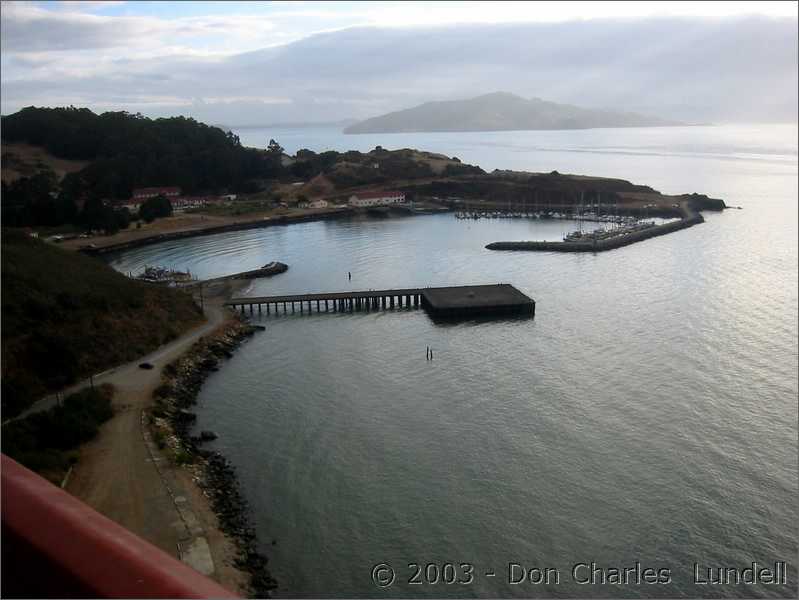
[80,196,120,234]
[296,148,316,160]
[138,194,173,223]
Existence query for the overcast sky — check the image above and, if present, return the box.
[1,1,797,125]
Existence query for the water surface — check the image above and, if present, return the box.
[109,124,798,597]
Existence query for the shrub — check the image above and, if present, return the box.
[1,385,115,482]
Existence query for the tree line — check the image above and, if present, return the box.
[1,107,286,231]
[2,107,283,196]
[1,170,172,234]
[1,106,485,231]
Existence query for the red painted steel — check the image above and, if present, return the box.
[1,454,238,598]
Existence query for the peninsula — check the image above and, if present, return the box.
[1,106,719,261]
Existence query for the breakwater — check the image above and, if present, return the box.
[486,202,710,253]
[194,262,288,286]
[152,318,277,597]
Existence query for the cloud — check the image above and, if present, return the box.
[2,17,797,125]
[0,2,161,52]
[52,1,128,13]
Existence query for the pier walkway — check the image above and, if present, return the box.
[228,288,425,315]
[226,284,535,318]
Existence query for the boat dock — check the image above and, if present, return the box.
[485,202,706,253]
[226,284,535,318]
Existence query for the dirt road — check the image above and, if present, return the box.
[64,286,249,594]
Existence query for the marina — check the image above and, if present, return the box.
[486,202,705,252]
[454,210,649,224]
[134,265,195,285]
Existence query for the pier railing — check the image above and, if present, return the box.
[1,454,238,598]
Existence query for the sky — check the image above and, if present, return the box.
[1,1,797,125]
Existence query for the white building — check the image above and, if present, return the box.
[309,199,328,209]
[348,191,405,207]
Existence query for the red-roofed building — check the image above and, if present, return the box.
[131,187,181,201]
[348,190,405,207]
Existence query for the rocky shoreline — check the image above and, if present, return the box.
[150,315,276,597]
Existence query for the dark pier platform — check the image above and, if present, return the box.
[226,284,534,319]
[421,284,534,317]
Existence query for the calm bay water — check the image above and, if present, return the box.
[109,125,798,597]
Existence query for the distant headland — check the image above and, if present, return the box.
[344,92,682,134]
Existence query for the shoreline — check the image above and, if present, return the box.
[80,204,441,258]
[81,207,356,256]
[149,310,277,597]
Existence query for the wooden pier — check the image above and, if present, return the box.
[226,284,535,319]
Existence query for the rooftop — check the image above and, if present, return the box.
[351,190,404,200]
[422,284,534,312]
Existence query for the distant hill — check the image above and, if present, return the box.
[1,230,203,417]
[344,92,681,134]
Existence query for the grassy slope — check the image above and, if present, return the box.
[1,141,90,183]
[1,229,204,417]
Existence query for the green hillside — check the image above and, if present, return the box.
[1,230,203,417]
